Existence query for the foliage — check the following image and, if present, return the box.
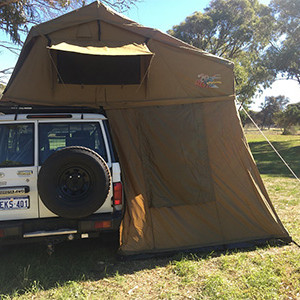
[276,102,300,134]
[0,1,85,46]
[264,0,300,84]
[239,109,263,127]
[168,0,277,103]
[260,95,289,129]
[101,0,139,12]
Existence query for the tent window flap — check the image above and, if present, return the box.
[48,42,153,85]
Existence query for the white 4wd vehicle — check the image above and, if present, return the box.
[0,106,123,246]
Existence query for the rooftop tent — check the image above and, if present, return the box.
[1,2,290,255]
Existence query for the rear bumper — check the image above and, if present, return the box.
[0,211,122,245]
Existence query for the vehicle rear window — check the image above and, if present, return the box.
[39,122,108,165]
[0,123,34,167]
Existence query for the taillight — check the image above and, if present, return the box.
[94,220,111,229]
[0,229,4,238]
[113,182,122,205]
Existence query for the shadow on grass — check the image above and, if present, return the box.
[0,234,290,296]
[248,141,300,177]
[0,234,119,295]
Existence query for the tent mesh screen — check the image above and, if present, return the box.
[56,51,141,85]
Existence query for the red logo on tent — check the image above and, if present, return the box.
[195,74,222,88]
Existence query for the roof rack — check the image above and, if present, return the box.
[0,102,106,116]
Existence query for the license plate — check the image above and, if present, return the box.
[0,196,30,210]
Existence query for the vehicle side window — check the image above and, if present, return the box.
[39,122,108,165]
[0,123,34,167]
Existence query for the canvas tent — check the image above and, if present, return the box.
[1,1,290,256]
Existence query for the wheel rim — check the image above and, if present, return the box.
[58,166,91,199]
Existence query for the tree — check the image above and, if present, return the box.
[260,95,289,129]
[0,1,87,46]
[238,108,261,127]
[168,0,277,103]
[276,102,300,134]
[264,0,300,84]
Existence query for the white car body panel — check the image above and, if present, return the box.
[0,166,39,220]
[0,113,121,221]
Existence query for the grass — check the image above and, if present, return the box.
[245,128,300,177]
[0,129,299,299]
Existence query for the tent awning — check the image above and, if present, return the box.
[47,41,153,56]
[47,41,153,85]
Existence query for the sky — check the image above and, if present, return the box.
[1,0,299,109]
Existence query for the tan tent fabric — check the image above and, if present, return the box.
[1,2,290,255]
[107,102,289,254]
[48,41,153,56]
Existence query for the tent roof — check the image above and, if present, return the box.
[23,1,233,66]
[4,1,234,104]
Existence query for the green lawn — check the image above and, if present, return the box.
[0,130,299,299]
[246,128,300,177]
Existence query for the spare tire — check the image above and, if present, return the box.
[38,146,111,219]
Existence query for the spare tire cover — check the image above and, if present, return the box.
[38,146,111,219]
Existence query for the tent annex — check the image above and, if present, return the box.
[1,1,290,255]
